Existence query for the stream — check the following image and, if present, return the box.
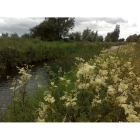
[0,46,120,112]
[0,58,75,111]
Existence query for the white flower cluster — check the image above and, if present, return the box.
[75,45,140,122]
[37,44,140,122]
[16,65,32,87]
[10,65,33,92]
[36,102,48,122]
[44,90,55,104]
[37,83,57,122]
[60,91,77,107]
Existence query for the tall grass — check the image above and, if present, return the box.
[0,37,126,71]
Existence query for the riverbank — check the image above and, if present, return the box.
[2,43,140,122]
[0,37,126,71]
[0,42,128,121]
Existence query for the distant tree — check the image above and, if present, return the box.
[74,32,81,41]
[86,31,94,42]
[137,34,140,42]
[10,33,19,38]
[30,21,57,40]
[105,33,111,42]
[1,33,9,38]
[82,28,99,42]
[118,38,125,42]
[29,17,75,41]
[69,33,75,40]
[82,28,91,40]
[126,34,137,42]
[96,35,103,42]
[105,24,120,42]
[21,33,31,39]
[94,31,98,41]
[111,24,120,42]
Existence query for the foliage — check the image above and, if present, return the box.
[10,33,19,39]
[96,35,103,42]
[21,33,31,39]
[69,33,75,40]
[1,33,9,38]
[82,28,91,40]
[74,32,81,41]
[0,42,127,122]
[82,28,102,42]
[118,38,125,42]
[0,37,123,71]
[105,24,120,42]
[1,65,45,122]
[126,34,140,42]
[36,44,140,122]
[29,18,75,41]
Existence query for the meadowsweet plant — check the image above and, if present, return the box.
[7,64,34,121]
[36,44,140,122]
[15,64,33,103]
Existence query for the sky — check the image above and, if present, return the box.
[0,17,140,40]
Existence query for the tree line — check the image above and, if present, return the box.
[2,17,138,42]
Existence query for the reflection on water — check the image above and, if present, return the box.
[0,66,48,109]
[0,58,75,109]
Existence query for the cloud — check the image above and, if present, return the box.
[0,17,139,39]
[95,17,127,24]
[74,17,140,39]
[75,17,127,25]
[74,18,118,38]
[0,17,44,36]
[132,23,137,27]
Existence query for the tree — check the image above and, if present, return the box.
[74,32,81,41]
[111,24,120,42]
[10,33,19,38]
[86,31,94,42]
[118,38,125,42]
[82,28,91,40]
[69,33,75,40]
[30,21,57,40]
[82,28,99,42]
[126,34,137,42]
[1,33,9,38]
[21,33,31,39]
[105,24,120,42]
[94,31,98,41]
[96,35,103,42]
[105,33,111,42]
[29,17,75,41]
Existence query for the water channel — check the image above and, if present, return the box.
[0,58,75,111]
[0,46,120,111]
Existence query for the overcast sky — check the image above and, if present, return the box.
[0,17,140,40]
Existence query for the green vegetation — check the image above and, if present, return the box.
[29,18,75,41]
[1,43,140,122]
[105,24,121,42]
[126,34,140,42]
[0,37,125,71]
[1,17,137,122]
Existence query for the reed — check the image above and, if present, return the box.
[0,37,125,71]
